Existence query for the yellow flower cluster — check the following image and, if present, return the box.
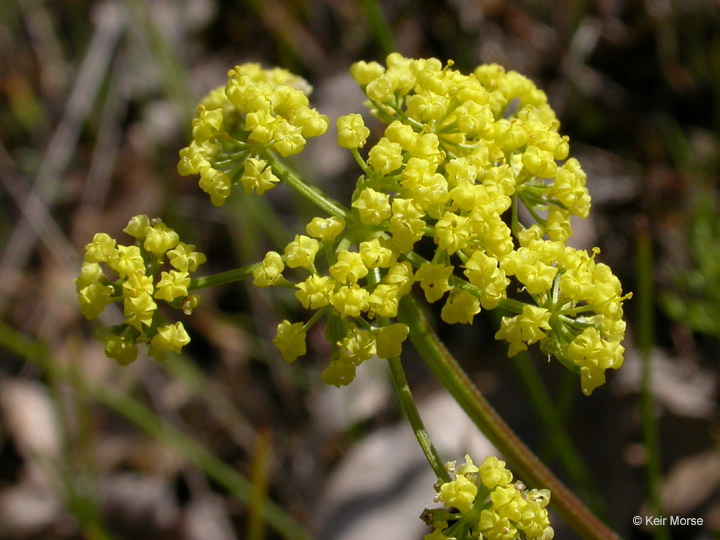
[177,63,329,206]
[424,455,553,540]
[75,215,205,365]
[264,216,412,386]
[496,240,629,395]
[175,54,629,394]
[343,54,628,395]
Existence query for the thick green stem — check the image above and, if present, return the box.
[388,355,451,483]
[398,295,621,540]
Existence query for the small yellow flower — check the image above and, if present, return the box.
[240,158,280,195]
[423,528,448,540]
[177,141,211,176]
[148,322,191,361]
[100,334,138,366]
[252,251,285,288]
[108,245,144,279]
[292,106,329,138]
[154,270,190,302]
[198,166,232,206]
[522,145,557,178]
[438,474,477,513]
[273,320,307,363]
[84,233,116,263]
[75,261,104,290]
[305,216,345,244]
[338,327,376,366]
[478,509,516,540]
[416,263,453,303]
[358,239,395,269]
[295,274,334,309]
[368,137,403,175]
[384,120,417,149]
[337,113,370,149]
[77,282,114,320]
[123,215,150,239]
[272,119,307,157]
[122,270,153,298]
[352,188,392,226]
[192,105,224,142]
[143,222,180,255]
[375,323,409,359]
[568,327,617,396]
[321,358,356,387]
[491,485,524,522]
[329,251,368,284]
[389,198,425,253]
[350,60,385,86]
[434,211,471,255]
[330,284,369,318]
[284,235,320,269]
[495,305,551,358]
[441,289,480,325]
[123,292,157,330]
[479,456,513,490]
[368,284,400,318]
[382,261,415,296]
[167,242,207,273]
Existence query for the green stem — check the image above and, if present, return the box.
[636,220,669,540]
[397,295,621,540]
[264,153,352,221]
[302,306,329,334]
[367,267,450,482]
[364,96,398,125]
[189,263,260,291]
[511,193,521,235]
[351,148,373,177]
[518,192,547,225]
[387,355,451,483]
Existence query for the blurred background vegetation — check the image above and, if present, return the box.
[1,1,719,539]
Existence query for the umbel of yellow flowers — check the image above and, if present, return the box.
[173,54,629,396]
[76,216,205,365]
[177,64,329,206]
[73,53,636,540]
[424,455,554,540]
[74,53,631,398]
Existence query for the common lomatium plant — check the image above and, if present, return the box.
[174,55,629,397]
[79,54,631,540]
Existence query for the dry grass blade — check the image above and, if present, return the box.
[0,143,77,270]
